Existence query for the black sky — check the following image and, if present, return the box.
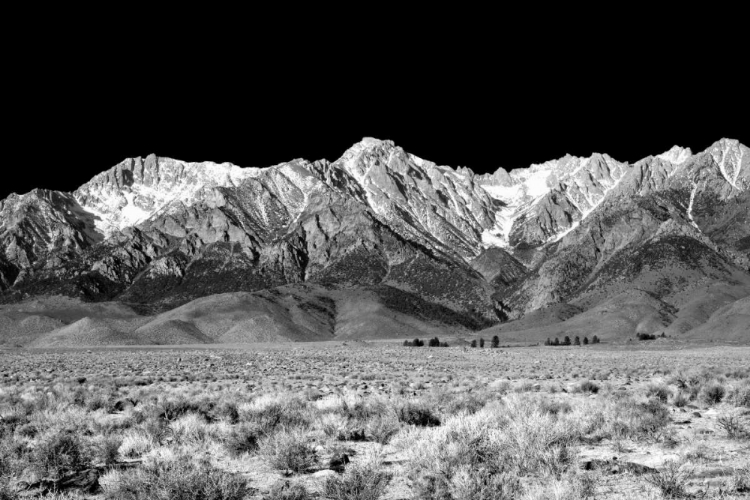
[3,14,746,201]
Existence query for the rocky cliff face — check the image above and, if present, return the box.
[1,137,748,338]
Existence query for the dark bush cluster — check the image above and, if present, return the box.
[637,332,667,341]
[403,337,448,347]
[397,403,441,427]
[545,335,599,346]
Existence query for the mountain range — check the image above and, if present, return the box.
[1,138,748,346]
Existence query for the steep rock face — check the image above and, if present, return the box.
[320,138,501,259]
[0,190,101,289]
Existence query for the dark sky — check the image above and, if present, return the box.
[3,16,746,200]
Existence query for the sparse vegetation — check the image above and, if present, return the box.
[644,460,692,499]
[102,455,248,500]
[0,344,748,498]
[324,460,391,500]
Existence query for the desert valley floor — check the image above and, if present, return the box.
[1,341,749,499]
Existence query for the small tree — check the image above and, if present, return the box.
[563,336,571,346]
[403,340,409,346]
[440,342,449,347]
[592,335,600,344]
[583,336,589,345]
[553,337,560,346]
[574,336,580,346]
[491,336,500,348]
[544,338,551,346]
[470,340,477,348]
[479,338,485,348]
[428,337,441,347]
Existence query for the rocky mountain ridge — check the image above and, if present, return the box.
[1,137,748,344]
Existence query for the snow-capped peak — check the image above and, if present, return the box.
[73,155,264,237]
[657,145,693,165]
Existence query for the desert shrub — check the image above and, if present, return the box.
[213,401,240,424]
[444,467,523,500]
[366,414,401,444]
[102,456,247,500]
[577,380,600,394]
[140,416,171,446]
[32,431,90,478]
[539,399,572,416]
[263,480,311,500]
[324,461,391,500]
[169,413,211,444]
[728,383,750,407]
[225,423,263,457]
[340,398,389,422]
[93,435,122,466]
[717,415,749,440]
[442,393,488,416]
[0,410,27,437]
[156,397,215,422]
[397,402,441,427]
[636,400,671,434]
[728,467,750,494]
[119,430,154,458]
[670,392,690,408]
[606,398,671,440]
[260,430,317,473]
[86,392,117,413]
[491,336,500,348]
[637,333,656,341]
[646,383,672,402]
[701,382,726,405]
[16,422,38,438]
[644,460,691,499]
[243,397,310,432]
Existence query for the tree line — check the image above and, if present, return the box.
[544,335,600,346]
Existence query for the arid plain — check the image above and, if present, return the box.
[1,340,749,499]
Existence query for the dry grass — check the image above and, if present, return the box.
[0,344,749,498]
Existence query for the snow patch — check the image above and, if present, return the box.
[481,229,507,248]
[687,182,699,229]
[657,146,692,165]
[120,192,150,227]
[549,221,579,243]
[734,147,744,187]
